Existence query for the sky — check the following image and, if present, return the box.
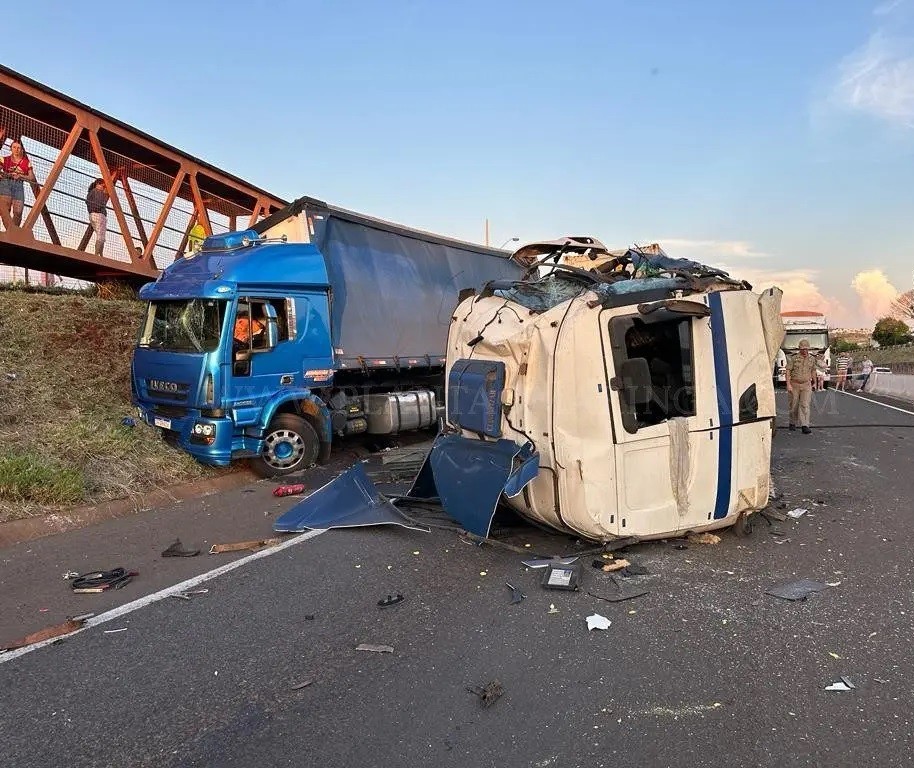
[4,0,914,328]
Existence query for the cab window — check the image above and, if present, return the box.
[610,315,696,433]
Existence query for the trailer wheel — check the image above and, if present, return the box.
[252,414,320,478]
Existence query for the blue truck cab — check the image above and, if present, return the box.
[131,197,524,476]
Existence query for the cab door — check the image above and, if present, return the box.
[600,299,721,537]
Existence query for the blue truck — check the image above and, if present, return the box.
[130,197,524,477]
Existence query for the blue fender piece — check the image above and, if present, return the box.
[273,462,429,533]
[408,434,539,538]
[260,390,332,445]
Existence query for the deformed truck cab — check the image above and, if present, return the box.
[415,240,785,541]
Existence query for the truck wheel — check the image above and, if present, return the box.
[253,414,320,477]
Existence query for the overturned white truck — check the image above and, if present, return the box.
[411,238,785,541]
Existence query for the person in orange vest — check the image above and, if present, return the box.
[234,312,265,348]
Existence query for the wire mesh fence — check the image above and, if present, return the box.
[0,102,260,286]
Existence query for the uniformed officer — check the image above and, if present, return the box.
[786,338,817,434]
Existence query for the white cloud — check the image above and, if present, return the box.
[833,31,914,125]
[851,268,899,319]
[658,238,768,263]
[874,0,904,16]
[734,267,848,323]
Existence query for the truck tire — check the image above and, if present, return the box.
[253,414,320,478]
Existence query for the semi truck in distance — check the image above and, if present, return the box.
[774,311,830,386]
[130,196,525,476]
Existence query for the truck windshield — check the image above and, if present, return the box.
[138,299,227,353]
[783,331,829,350]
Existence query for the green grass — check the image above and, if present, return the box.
[0,290,226,522]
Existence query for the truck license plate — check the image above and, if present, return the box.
[154,417,172,430]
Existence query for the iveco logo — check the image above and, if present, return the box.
[148,379,181,393]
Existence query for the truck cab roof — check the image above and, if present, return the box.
[139,232,329,301]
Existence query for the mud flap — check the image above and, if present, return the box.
[273,462,429,533]
[407,434,539,538]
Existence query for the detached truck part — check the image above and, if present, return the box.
[410,240,786,541]
[131,197,524,476]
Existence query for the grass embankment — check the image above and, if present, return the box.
[0,288,222,523]
[867,346,914,366]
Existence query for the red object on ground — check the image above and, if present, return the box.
[273,484,307,498]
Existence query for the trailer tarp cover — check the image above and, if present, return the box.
[316,215,524,367]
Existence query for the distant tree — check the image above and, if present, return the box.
[890,289,914,322]
[872,316,913,347]
[833,338,859,353]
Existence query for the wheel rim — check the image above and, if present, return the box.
[262,428,306,470]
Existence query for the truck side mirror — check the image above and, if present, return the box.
[262,303,279,350]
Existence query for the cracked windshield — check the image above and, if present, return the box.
[138,299,226,352]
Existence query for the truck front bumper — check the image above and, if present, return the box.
[136,405,258,467]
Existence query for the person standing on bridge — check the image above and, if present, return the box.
[786,338,817,434]
[0,139,36,227]
[86,179,109,256]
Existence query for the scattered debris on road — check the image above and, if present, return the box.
[522,556,579,569]
[290,679,315,690]
[548,604,559,614]
[594,558,631,573]
[542,561,583,591]
[467,680,504,708]
[103,628,128,634]
[688,533,721,545]
[355,643,394,653]
[586,614,612,631]
[825,677,856,691]
[505,583,526,604]
[765,579,829,601]
[1,613,94,651]
[161,539,200,557]
[170,589,209,601]
[377,594,404,608]
[62,571,79,580]
[787,508,808,519]
[71,568,137,593]
[273,483,307,498]
[588,589,650,604]
[273,463,429,533]
[209,538,282,554]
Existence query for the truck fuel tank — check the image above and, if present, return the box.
[363,391,437,434]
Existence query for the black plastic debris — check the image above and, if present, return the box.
[161,539,201,558]
[620,563,650,577]
[505,583,526,604]
[71,568,136,593]
[378,594,404,608]
[541,561,583,591]
[765,579,829,601]
[467,680,504,708]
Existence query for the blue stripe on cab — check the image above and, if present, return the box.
[708,292,733,520]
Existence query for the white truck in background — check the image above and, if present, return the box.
[774,311,830,386]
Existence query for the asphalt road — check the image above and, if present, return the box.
[2,390,914,767]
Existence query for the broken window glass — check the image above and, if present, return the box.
[138,299,226,353]
[611,315,697,433]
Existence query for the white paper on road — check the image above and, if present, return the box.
[586,614,612,631]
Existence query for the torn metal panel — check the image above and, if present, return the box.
[407,435,539,538]
[273,463,429,533]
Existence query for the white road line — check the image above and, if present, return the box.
[832,388,914,417]
[0,528,326,665]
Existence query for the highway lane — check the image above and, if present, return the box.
[2,391,914,767]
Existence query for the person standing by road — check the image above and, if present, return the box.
[85,179,108,256]
[834,350,851,391]
[0,139,36,227]
[860,355,874,391]
[787,338,817,434]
